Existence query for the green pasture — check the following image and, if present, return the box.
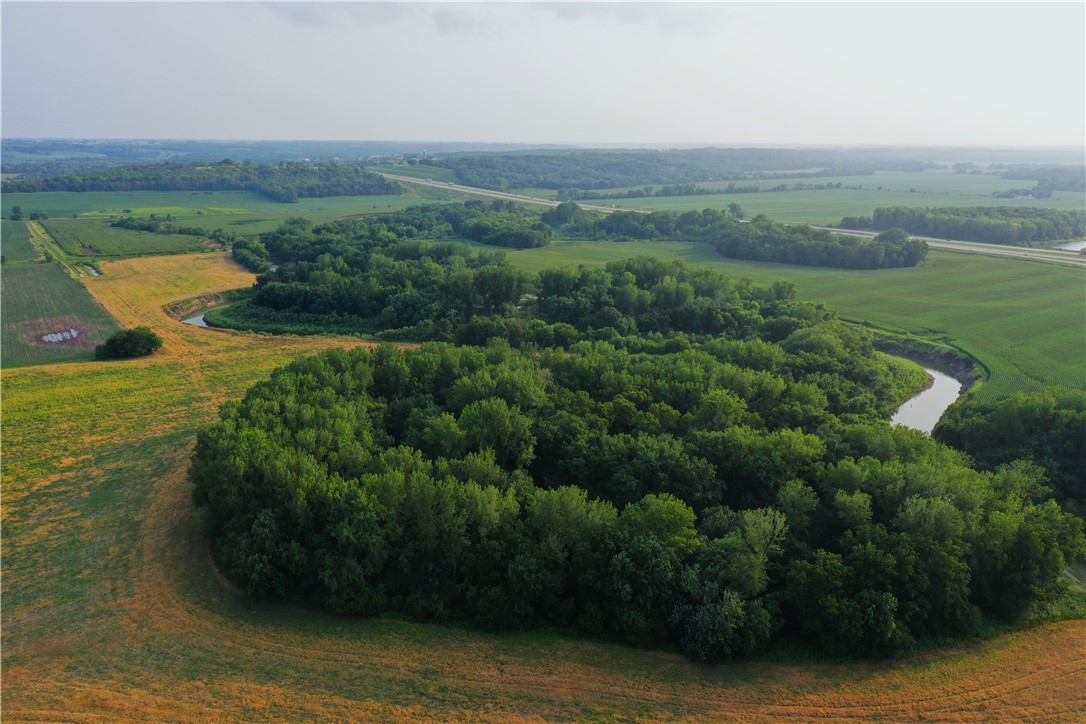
[507,171,1085,225]
[42,218,214,257]
[81,206,250,218]
[372,163,460,183]
[1,220,38,262]
[502,240,1086,401]
[4,188,455,240]
[0,262,120,367]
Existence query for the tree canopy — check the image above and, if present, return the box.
[191,343,1084,661]
[1,159,400,203]
[94,326,164,359]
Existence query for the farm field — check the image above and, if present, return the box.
[3,187,454,241]
[505,240,1086,401]
[513,171,1086,225]
[42,217,215,258]
[1,219,39,262]
[0,261,121,367]
[3,251,1083,720]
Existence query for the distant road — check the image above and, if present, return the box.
[382,173,626,214]
[383,173,1086,268]
[813,226,1086,267]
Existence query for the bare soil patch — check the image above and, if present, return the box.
[16,315,100,349]
[79,246,102,255]
[162,293,228,321]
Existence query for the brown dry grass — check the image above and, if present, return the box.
[3,252,1084,721]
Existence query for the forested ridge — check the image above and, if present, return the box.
[0,159,400,202]
[424,148,938,191]
[839,206,1086,246]
[191,342,1084,661]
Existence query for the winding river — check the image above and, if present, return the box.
[181,314,208,327]
[891,367,962,434]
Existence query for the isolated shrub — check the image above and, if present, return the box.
[95,326,164,359]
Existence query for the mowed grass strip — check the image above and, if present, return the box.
[505,240,1086,400]
[0,262,121,367]
[1,219,39,262]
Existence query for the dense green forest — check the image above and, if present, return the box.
[839,207,1086,245]
[208,206,925,342]
[585,207,926,269]
[0,159,400,202]
[94,326,163,360]
[935,390,1085,517]
[191,342,1083,661]
[425,148,938,191]
[0,138,565,177]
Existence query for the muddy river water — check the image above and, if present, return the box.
[891,367,962,434]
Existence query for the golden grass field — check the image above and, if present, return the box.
[3,252,1084,721]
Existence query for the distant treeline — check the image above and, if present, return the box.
[1,160,401,202]
[367,200,552,249]
[558,181,846,201]
[424,148,938,191]
[998,164,1085,196]
[935,389,1085,517]
[839,207,1086,246]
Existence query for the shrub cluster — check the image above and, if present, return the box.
[94,326,163,359]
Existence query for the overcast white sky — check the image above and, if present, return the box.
[2,2,1083,145]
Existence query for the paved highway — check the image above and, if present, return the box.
[813,226,1086,267]
[383,173,1086,268]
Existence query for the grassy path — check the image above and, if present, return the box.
[2,252,1084,720]
[25,220,87,279]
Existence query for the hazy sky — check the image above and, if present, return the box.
[2,2,1083,145]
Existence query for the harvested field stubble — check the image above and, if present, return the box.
[2,252,1084,721]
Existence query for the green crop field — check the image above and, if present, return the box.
[4,187,457,240]
[41,218,214,258]
[1,220,39,262]
[503,240,1086,401]
[0,262,120,367]
[513,171,1086,225]
[371,163,460,183]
